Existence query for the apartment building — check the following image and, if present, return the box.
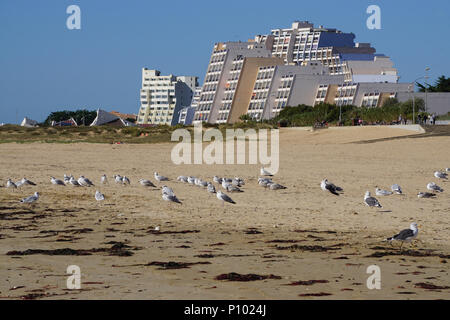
[193,41,275,124]
[137,69,198,126]
[247,62,345,120]
[253,21,399,83]
[314,82,411,108]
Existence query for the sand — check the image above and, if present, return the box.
[0,126,449,300]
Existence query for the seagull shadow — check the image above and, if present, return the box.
[378,210,392,213]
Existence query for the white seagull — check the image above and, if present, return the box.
[268,183,287,190]
[427,182,443,192]
[375,187,393,196]
[417,192,436,198]
[177,176,188,183]
[101,174,108,184]
[139,179,156,187]
[213,176,223,184]
[17,178,36,187]
[64,174,71,184]
[78,176,94,187]
[122,176,131,185]
[260,167,273,176]
[6,179,17,189]
[69,177,81,186]
[154,172,169,182]
[187,176,196,185]
[95,190,105,201]
[364,191,382,208]
[386,223,418,249]
[217,191,236,205]
[20,192,39,204]
[114,175,123,183]
[161,185,175,197]
[434,171,448,180]
[51,177,65,186]
[320,179,342,196]
[391,184,402,194]
[162,192,181,204]
[207,183,216,193]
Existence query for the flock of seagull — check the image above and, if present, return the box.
[2,166,449,249]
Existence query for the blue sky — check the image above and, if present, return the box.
[0,0,449,124]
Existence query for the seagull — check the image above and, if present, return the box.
[161,185,175,197]
[364,191,382,208]
[446,168,450,172]
[217,190,235,205]
[232,177,245,187]
[418,192,436,198]
[427,182,443,192]
[221,180,232,190]
[139,179,156,187]
[386,223,418,250]
[268,183,287,190]
[51,177,65,186]
[207,183,216,193]
[114,175,123,183]
[391,184,402,194]
[188,176,196,185]
[226,184,242,193]
[213,176,222,184]
[177,176,188,183]
[154,172,169,182]
[162,193,181,204]
[260,167,273,176]
[100,174,108,184]
[6,179,17,189]
[434,171,448,180]
[20,192,39,204]
[69,177,81,186]
[78,176,94,187]
[197,179,208,187]
[122,176,131,185]
[320,179,342,196]
[154,226,160,232]
[64,174,71,184]
[17,178,36,187]
[258,177,273,187]
[375,187,393,196]
[95,190,105,201]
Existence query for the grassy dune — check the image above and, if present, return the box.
[0,123,276,144]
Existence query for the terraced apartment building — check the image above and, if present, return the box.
[137,69,198,126]
[190,21,412,124]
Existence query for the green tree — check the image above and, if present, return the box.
[43,109,97,126]
[417,75,450,92]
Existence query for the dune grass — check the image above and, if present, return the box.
[0,123,276,144]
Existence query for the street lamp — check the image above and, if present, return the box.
[411,74,428,124]
[425,67,431,113]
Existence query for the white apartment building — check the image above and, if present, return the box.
[137,69,198,125]
[193,41,273,124]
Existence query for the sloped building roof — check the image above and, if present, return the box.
[21,117,38,127]
[90,109,136,126]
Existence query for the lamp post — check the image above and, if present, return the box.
[408,84,415,124]
[425,67,430,113]
[412,75,428,124]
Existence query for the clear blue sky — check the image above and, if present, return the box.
[1,0,449,124]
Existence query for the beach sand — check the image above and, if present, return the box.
[0,126,449,300]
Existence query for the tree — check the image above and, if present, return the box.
[43,109,97,126]
[417,75,450,92]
